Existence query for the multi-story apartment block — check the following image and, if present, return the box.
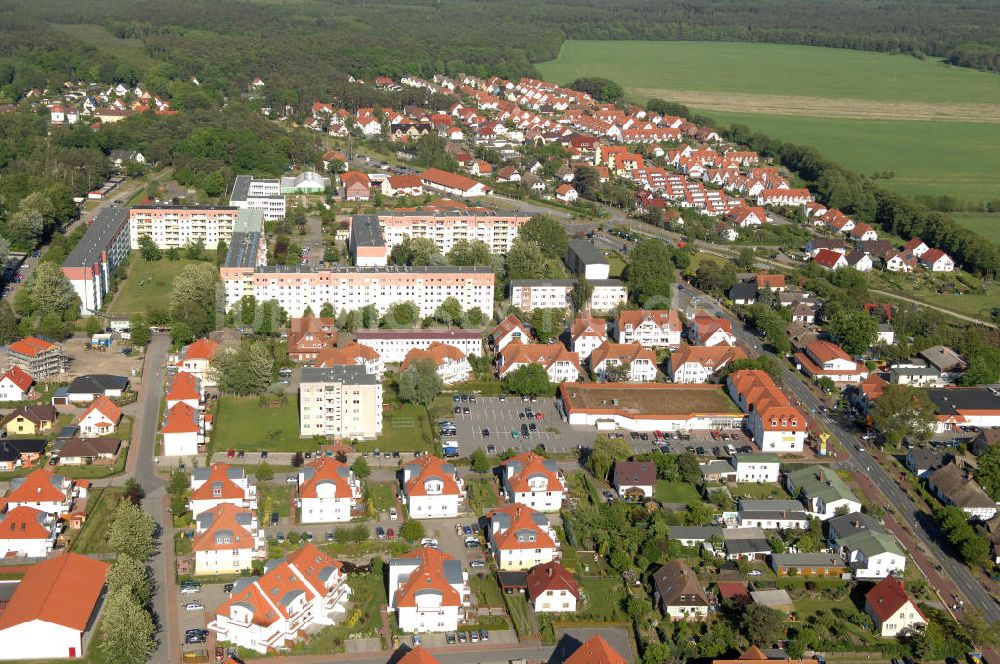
[129,206,264,250]
[668,344,748,384]
[614,310,682,349]
[298,366,383,439]
[229,175,286,221]
[509,279,627,313]
[497,343,582,383]
[486,503,560,570]
[193,503,265,576]
[588,341,658,382]
[61,207,131,313]
[727,370,807,453]
[355,329,483,364]
[349,210,530,265]
[402,455,465,518]
[221,265,494,318]
[401,343,472,384]
[6,337,67,378]
[569,316,607,362]
[388,547,470,633]
[209,544,351,653]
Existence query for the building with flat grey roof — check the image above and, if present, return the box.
[299,365,383,439]
[349,215,388,266]
[61,207,131,312]
[565,240,610,280]
[229,175,285,220]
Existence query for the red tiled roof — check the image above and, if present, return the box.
[0,366,34,393]
[564,635,628,664]
[7,337,56,358]
[401,343,466,371]
[420,168,486,193]
[526,561,579,601]
[299,458,353,499]
[393,547,461,608]
[397,646,441,664]
[0,553,108,631]
[589,341,655,370]
[503,451,562,494]
[181,338,219,362]
[865,576,925,623]
[813,248,846,268]
[671,343,747,370]
[161,402,199,434]
[570,315,607,341]
[501,344,581,374]
[193,503,255,553]
[191,463,248,502]
[488,504,556,551]
[7,469,67,504]
[314,342,380,368]
[78,395,122,427]
[806,340,852,364]
[341,171,371,188]
[616,309,680,332]
[491,314,533,342]
[166,371,201,402]
[0,506,50,540]
[404,456,461,497]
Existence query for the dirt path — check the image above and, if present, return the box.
[629,87,1000,123]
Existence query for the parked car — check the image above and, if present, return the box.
[387,528,395,540]
[479,629,489,641]
[376,526,385,539]
[470,560,486,569]
[390,507,398,520]
[180,583,201,595]
[184,602,204,612]
[486,444,496,454]
[420,538,439,548]
[446,633,457,645]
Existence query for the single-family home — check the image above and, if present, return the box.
[612,460,656,501]
[501,451,566,512]
[286,315,338,363]
[0,554,109,660]
[2,405,57,436]
[402,455,465,519]
[486,503,560,570]
[190,463,258,516]
[388,547,469,633]
[652,560,710,621]
[919,248,954,272]
[813,249,848,270]
[401,343,472,385]
[864,576,927,637]
[0,439,46,472]
[569,316,607,362]
[905,447,952,478]
[160,402,203,457]
[794,340,868,384]
[56,438,121,467]
[588,341,658,383]
[689,314,737,347]
[564,635,629,664]
[298,458,361,523]
[209,544,352,653]
[919,345,967,383]
[489,315,534,353]
[737,499,810,530]
[166,371,204,409]
[838,530,906,579]
[723,528,773,561]
[340,171,371,201]
[6,469,73,516]
[0,506,58,558]
[0,367,34,401]
[527,561,580,613]
[176,339,220,388]
[926,461,996,520]
[728,281,758,306]
[76,396,122,438]
[193,503,264,575]
[555,184,578,203]
[902,238,930,257]
[785,465,862,520]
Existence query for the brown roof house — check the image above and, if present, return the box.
[652,560,710,621]
[612,460,657,502]
[926,461,997,521]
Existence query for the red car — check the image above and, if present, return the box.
[215,646,224,662]
[534,412,544,420]
[226,449,236,458]
[387,528,395,540]
[710,430,721,440]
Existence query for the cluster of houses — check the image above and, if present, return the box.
[29,81,176,128]
[808,232,955,273]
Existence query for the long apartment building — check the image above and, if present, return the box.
[129,205,264,250]
[354,329,484,363]
[229,175,286,221]
[221,264,494,318]
[299,366,383,439]
[510,279,627,313]
[348,210,530,266]
[61,207,131,313]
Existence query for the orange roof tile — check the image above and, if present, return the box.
[588,341,656,369]
[404,456,462,497]
[564,635,628,664]
[491,314,534,342]
[7,337,56,358]
[191,463,248,502]
[314,342,380,368]
[0,366,34,393]
[193,503,256,553]
[671,343,747,370]
[616,309,680,331]
[526,561,580,601]
[0,506,51,540]
[393,547,461,609]
[78,395,122,427]
[0,553,108,631]
[160,402,200,434]
[502,344,581,374]
[7,469,68,505]
[865,576,926,623]
[400,343,466,371]
[181,338,220,362]
[299,458,353,499]
[487,503,555,551]
[570,316,606,341]
[420,168,486,193]
[397,646,441,664]
[503,451,562,494]
[166,371,201,402]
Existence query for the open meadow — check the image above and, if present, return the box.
[539,40,1000,209]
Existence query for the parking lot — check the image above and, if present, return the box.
[442,395,758,459]
[179,581,230,660]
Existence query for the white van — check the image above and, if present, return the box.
[725,444,737,456]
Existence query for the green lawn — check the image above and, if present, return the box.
[654,480,702,504]
[469,573,505,607]
[578,576,627,620]
[109,257,208,316]
[698,110,1000,204]
[794,595,861,620]
[869,269,1000,320]
[952,213,1000,244]
[260,483,292,518]
[465,477,500,514]
[538,40,1000,105]
[71,486,124,555]
[607,252,627,278]
[731,483,790,500]
[356,402,433,453]
[212,396,308,452]
[503,592,536,637]
[366,482,396,512]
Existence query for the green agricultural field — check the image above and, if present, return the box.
[697,110,1000,204]
[538,40,1000,108]
[109,258,205,316]
[951,213,1000,244]
[538,40,1000,208]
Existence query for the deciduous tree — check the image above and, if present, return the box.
[501,363,551,396]
[518,215,567,260]
[871,384,936,448]
[99,589,155,664]
[398,358,443,405]
[625,240,673,306]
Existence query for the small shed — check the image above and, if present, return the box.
[498,571,528,595]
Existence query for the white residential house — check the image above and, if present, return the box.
[388,547,470,633]
[668,344,747,384]
[189,463,258,516]
[76,396,122,438]
[497,343,582,383]
[5,469,73,516]
[588,341,658,383]
[612,461,656,501]
[486,503,560,571]
[864,576,927,638]
[501,451,567,512]
[489,315,534,353]
[527,562,580,614]
[160,402,203,457]
[0,506,58,558]
[209,544,352,653]
[785,465,862,520]
[615,310,682,349]
[402,456,465,519]
[193,503,265,576]
[838,530,906,579]
[733,454,781,483]
[400,343,472,385]
[0,367,34,401]
[297,458,362,523]
[569,316,607,362]
[920,249,955,272]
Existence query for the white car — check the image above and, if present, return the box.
[747,570,763,577]
[389,508,398,520]
[420,538,439,548]
[184,602,205,611]
[470,560,486,569]
[180,584,201,595]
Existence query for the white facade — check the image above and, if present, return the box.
[501,453,567,513]
[615,312,682,349]
[129,207,261,250]
[402,457,465,519]
[189,465,258,516]
[298,366,383,439]
[0,377,30,402]
[0,620,89,660]
[388,549,469,633]
[733,456,780,483]
[849,549,906,580]
[297,461,362,524]
[532,588,577,613]
[510,280,626,313]
[163,431,199,457]
[356,330,483,363]
[590,354,657,383]
[229,176,286,221]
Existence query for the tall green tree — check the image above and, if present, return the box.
[390,237,443,266]
[109,500,156,562]
[827,308,879,355]
[99,589,156,664]
[381,301,420,329]
[502,363,552,396]
[505,238,547,280]
[586,435,632,481]
[211,340,275,395]
[169,262,219,336]
[530,307,567,344]
[570,277,594,312]
[518,215,568,260]
[106,554,152,606]
[0,300,19,344]
[398,358,443,405]
[447,239,491,266]
[870,384,937,447]
[27,262,79,318]
[129,315,151,347]
[625,240,674,306]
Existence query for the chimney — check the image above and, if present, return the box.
[547,566,553,577]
